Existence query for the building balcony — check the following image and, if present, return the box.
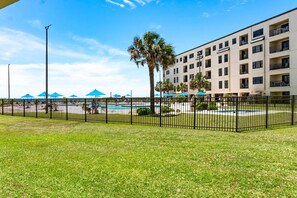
[240,54,248,60]
[270,81,290,87]
[270,45,289,53]
[240,69,249,75]
[205,75,211,79]
[270,63,289,70]
[240,84,249,89]
[240,40,248,46]
[269,26,289,37]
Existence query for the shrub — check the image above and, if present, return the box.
[136,108,151,116]
[161,106,174,113]
[208,101,218,110]
[175,96,188,103]
[196,102,208,110]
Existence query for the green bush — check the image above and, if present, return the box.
[196,102,208,110]
[136,108,151,116]
[175,96,188,103]
[208,101,218,110]
[161,106,174,113]
[196,102,218,110]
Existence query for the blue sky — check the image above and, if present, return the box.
[1,0,297,98]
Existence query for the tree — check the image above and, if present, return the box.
[155,81,162,92]
[128,32,175,114]
[162,79,174,93]
[190,73,210,92]
[176,82,188,93]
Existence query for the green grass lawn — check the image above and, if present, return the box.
[0,116,297,197]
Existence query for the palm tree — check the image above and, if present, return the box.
[190,73,210,92]
[162,79,174,94]
[128,32,175,114]
[155,81,162,93]
[176,82,188,93]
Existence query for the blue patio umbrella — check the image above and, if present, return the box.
[163,93,175,97]
[69,94,77,98]
[113,94,121,98]
[38,91,47,97]
[50,92,63,98]
[179,92,188,97]
[21,94,34,99]
[154,93,160,97]
[86,89,106,97]
[196,91,206,96]
[125,94,131,97]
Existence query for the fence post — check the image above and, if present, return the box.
[265,96,269,128]
[235,97,239,132]
[11,99,14,116]
[159,96,162,127]
[1,99,3,115]
[36,100,38,118]
[193,97,196,129]
[50,99,53,119]
[291,95,295,125]
[84,99,87,122]
[66,98,68,121]
[23,100,25,117]
[105,98,108,123]
[130,97,133,125]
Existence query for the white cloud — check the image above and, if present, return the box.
[27,19,43,29]
[0,27,152,98]
[149,24,162,30]
[124,0,136,9]
[106,0,125,8]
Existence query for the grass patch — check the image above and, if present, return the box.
[0,116,297,197]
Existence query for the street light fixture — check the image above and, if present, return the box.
[45,24,51,114]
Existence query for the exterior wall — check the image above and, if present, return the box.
[165,8,297,97]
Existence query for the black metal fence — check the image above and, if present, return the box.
[1,96,296,132]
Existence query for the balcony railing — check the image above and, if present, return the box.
[270,81,290,87]
[270,63,289,70]
[205,63,211,68]
[205,51,211,56]
[205,75,211,79]
[240,54,248,60]
[270,45,289,53]
[269,26,289,37]
[183,69,188,73]
[240,84,249,89]
[240,40,248,46]
[240,69,249,75]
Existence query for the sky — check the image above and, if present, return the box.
[0,0,297,98]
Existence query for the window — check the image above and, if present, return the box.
[176,59,178,63]
[189,53,194,59]
[219,81,223,89]
[253,76,263,84]
[183,66,188,73]
[173,77,176,83]
[219,43,223,49]
[206,71,211,79]
[213,45,216,51]
[218,68,222,76]
[197,50,203,56]
[183,75,188,83]
[232,38,237,45]
[176,68,179,74]
[180,57,182,62]
[189,74,194,80]
[166,70,170,75]
[224,54,228,62]
[224,80,228,89]
[183,56,188,63]
[224,67,228,76]
[173,68,176,74]
[253,60,263,69]
[189,64,194,69]
[282,40,289,50]
[205,59,211,68]
[176,77,179,83]
[205,48,211,56]
[225,41,229,47]
[197,61,202,67]
[253,28,263,38]
[218,56,222,64]
[252,44,263,53]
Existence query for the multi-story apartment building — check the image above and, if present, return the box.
[165,8,297,99]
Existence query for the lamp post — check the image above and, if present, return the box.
[159,69,162,98]
[8,64,10,100]
[45,24,51,114]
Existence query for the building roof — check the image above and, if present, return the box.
[176,7,297,56]
[0,0,19,9]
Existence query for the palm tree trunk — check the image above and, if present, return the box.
[149,67,155,114]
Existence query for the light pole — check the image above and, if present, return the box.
[159,69,162,98]
[196,51,203,92]
[8,64,10,100]
[45,24,51,114]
